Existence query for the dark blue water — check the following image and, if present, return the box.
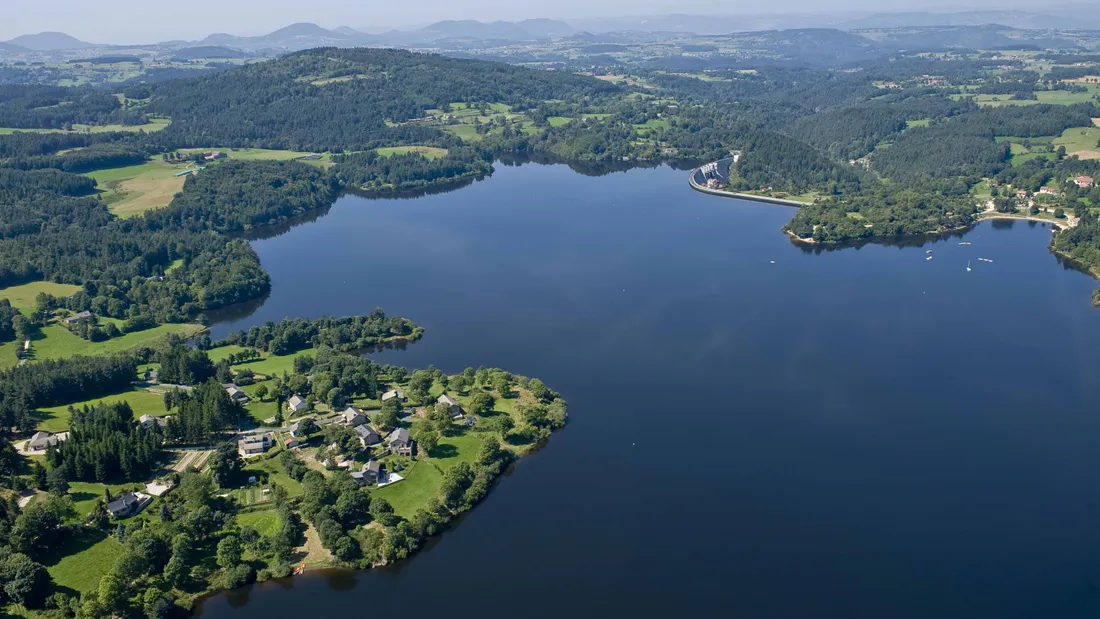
[201,162,1100,619]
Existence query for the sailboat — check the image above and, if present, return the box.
[966,260,972,272]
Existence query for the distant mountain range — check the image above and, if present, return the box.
[2,9,1098,55]
[5,31,94,51]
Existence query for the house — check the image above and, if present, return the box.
[388,427,413,456]
[63,310,94,325]
[106,492,151,519]
[1076,176,1094,188]
[282,433,300,449]
[203,151,226,161]
[26,431,64,452]
[224,384,250,404]
[437,393,463,418]
[1015,190,1028,199]
[381,389,407,402]
[238,433,273,457]
[286,395,308,414]
[341,406,367,427]
[1039,186,1059,196]
[143,369,159,382]
[354,424,381,447]
[362,460,382,484]
[138,414,167,429]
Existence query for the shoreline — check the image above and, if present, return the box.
[687,164,813,208]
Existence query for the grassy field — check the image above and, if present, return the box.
[0,281,82,312]
[0,322,205,370]
[548,116,574,127]
[238,508,282,536]
[35,388,168,432]
[182,147,320,161]
[43,530,125,594]
[952,86,1100,107]
[208,346,299,378]
[86,159,193,217]
[66,481,145,516]
[0,119,170,135]
[906,118,931,128]
[373,460,444,519]
[1054,126,1100,159]
[244,455,304,497]
[376,146,448,159]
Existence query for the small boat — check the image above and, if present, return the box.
[926,255,933,261]
[966,260,971,272]
[925,249,933,253]
[292,561,306,576]
[959,242,972,246]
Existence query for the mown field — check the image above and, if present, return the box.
[0,281,83,312]
[0,322,205,370]
[86,160,193,217]
[35,388,169,433]
[0,118,170,135]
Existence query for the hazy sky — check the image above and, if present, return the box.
[3,0,1055,44]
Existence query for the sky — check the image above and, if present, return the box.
[2,0,1066,44]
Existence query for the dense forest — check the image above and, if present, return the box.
[212,311,421,356]
[47,401,162,482]
[0,355,137,430]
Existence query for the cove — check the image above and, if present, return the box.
[201,161,1100,619]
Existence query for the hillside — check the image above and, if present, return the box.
[147,47,620,151]
[5,31,91,51]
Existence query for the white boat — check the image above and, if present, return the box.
[966,260,971,272]
[926,255,933,261]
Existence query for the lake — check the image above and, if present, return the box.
[201,161,1100,619]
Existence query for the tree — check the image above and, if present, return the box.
[142,588,174,619]
[492,373,512,399]
[46,467,69,495]
[254,384,269,401]
[468,391,494,415]
[411,425,439,454]
[528,378,550,401]
[31,461,47,490]
[216,534,242,569]
[207,442,243,488]
[1054,207,1066,219]
[296,417,319,437]
[408,370,432,403]
[375,397,401,431]
[96,570,126,613]
[369,497,397,527]
[0,549,50,608]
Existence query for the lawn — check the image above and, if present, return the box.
[0,281,82,312]
[373,460,443,519]
[43,530,124,594]
[906,118,931,129]
[208,344,300,379]
[230,353,299,378]
[85,159,193,217]
[35,387,168,432]
[238,508,282,536]
[443,124,481,141]
[0,322,205,370]
[1054,126,1100,160]
[244,456,303,497]
[376,146,448,160]
[66,481,144,516]
[548,116,575,127]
